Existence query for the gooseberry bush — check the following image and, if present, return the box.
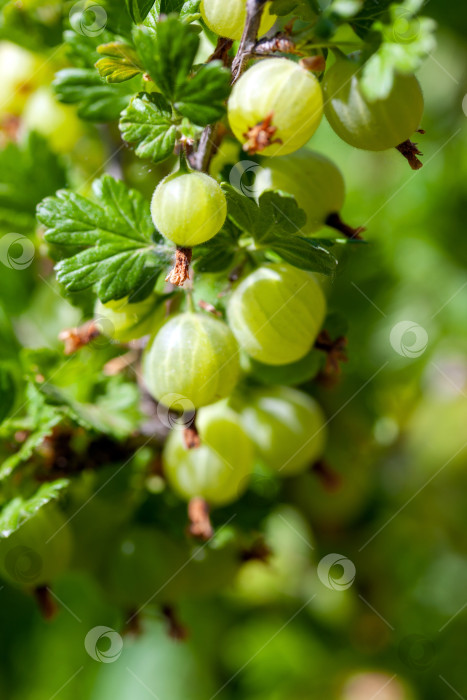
[0,0,435,627]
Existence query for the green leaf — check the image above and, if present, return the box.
[39,377,143,441]
[119,93,177,162]
[266,235,337,274]
[253,190,307,243]
[221,183,258,234]
[143,0,200,21]
[221,185,307,241]
[223,186,307,242]
[134,19,229,125]
[134,19,199,100]
[37,175,172,302]
[179,0,201,22]
[53,68,136,122]
[0,132,66,235]
[0,385,63,482]
[351,0,393,37]
[62,28,112,69]
[0,365,15,425]
[174,61,231,125]
[162,0,189,11]
[125,0,156,23]
[143,4,160,33]
[194,220,240,273]
[96,41,144,83]
[96,0,134,37]
[194,247,235,273]
[0,374,141,484]
[0,480,70,536]
[221,185,337,275]
[0,306,20,362]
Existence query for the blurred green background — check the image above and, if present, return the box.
[0,1,466,699]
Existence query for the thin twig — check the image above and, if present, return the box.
[193,36,233,172]
[208,37,233,64]
[231,0,269,82]
[194,122,219,172]
[195,2,269,172]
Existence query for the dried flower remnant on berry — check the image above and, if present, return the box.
[242,112,282,154]
[396,138,424,170]
[187,496,214,540]
[166,247,192,287]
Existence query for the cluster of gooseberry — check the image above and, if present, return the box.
[0,0,427,609]
[93,0,424,526]
[100,262,328,517]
